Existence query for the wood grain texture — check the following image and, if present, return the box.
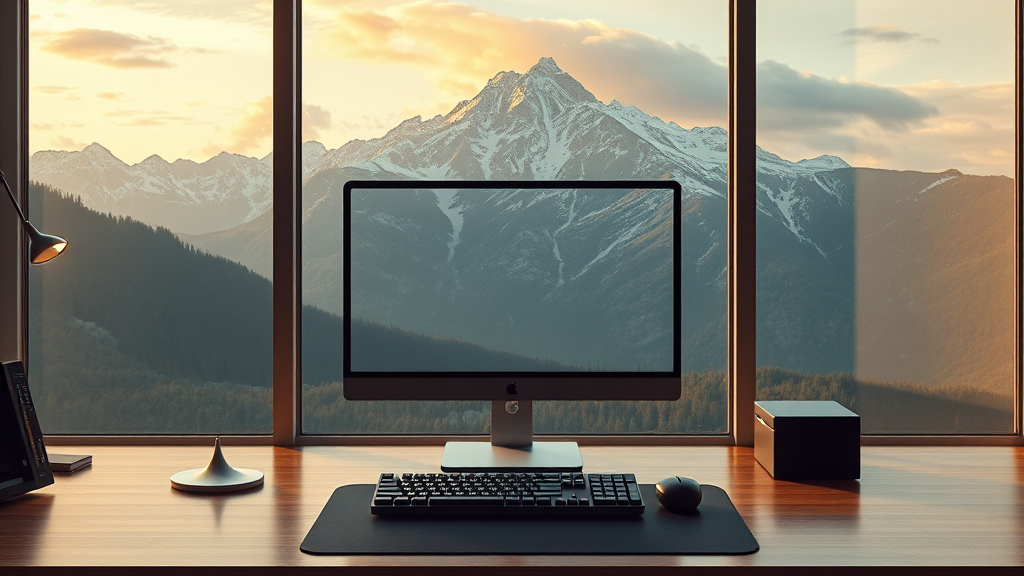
[2,445,1024,575]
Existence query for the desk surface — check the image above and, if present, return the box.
[2,445,1023,575]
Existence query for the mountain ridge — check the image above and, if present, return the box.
[29,57,1014,395]
[30,57,849,236]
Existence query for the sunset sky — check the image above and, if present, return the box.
[29,0,1015,177]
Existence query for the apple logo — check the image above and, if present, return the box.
[506,383,518,396]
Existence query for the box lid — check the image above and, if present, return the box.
[754,400,859,431]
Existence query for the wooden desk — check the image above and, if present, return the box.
[2,445,1023,575]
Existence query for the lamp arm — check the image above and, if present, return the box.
[0,169,28,224]
[0,167,29,223]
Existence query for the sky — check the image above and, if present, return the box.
[28,0,1016,177]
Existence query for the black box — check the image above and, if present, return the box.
[754,400,860,480]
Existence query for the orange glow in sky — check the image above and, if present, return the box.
[28,0,1015,177]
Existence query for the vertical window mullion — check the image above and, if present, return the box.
[729,0,756,446]
[1016,0,1023,438]
[0,0,27,368]
[273,0,301,446]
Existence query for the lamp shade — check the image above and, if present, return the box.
[2,169,68,264]
[23,220,68,264]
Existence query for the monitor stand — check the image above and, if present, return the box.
[440,400,583,472]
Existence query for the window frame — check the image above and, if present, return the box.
[1,0,1021,447]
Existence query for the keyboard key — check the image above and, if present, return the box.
[431,496,504,506]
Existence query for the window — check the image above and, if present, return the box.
[755,0,1017,434]
[299,0,731,435]
[3,0,1018,441]
[26,0,274,433]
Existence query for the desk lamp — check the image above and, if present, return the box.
[1,170,67,263]
[2,168,83,472]
[3,170,260,492]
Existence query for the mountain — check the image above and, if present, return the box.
[29,143,271,235]
[187,58,852,371]
[113,57,1015,393]
[346,185,678,370]
[310,57,732,185]
[24,184,1012,435]
[26,182,345,392]
[28,142,331,236]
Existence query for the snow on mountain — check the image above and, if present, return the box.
[310,57,738,197]
[303,57,851,254]
[31,56,1011,391]
[30,143,273,235]
[29,57,847,245]
[260,140,327,180]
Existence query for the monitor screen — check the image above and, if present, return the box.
[343,180,681,401]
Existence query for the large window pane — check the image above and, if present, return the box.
[28,1,274,433]
[755,0,1016,433]
[301,0,730,434]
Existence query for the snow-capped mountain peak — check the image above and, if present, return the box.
[530,56,562,75]
[31,56,861,250]
[140,154,169,167]
[795,155,851,171]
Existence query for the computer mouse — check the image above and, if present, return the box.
[655,476,702,512]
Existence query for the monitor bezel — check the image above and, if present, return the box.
[342,180,682,401]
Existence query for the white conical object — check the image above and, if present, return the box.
[170,437,264,493]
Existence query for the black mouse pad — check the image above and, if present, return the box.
[300,484,758,555]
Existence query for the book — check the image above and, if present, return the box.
[48,453,92,474]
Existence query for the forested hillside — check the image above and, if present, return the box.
[350,319,580,372]
[27,183,340,432]
[306,368,1011,435]
[22,183,1013,435]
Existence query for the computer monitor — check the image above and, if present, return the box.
[344,180,681,471]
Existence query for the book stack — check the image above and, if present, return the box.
[1,361,54,500]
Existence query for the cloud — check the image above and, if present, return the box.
[757,77,1014,177]
[121,115,201,127]
[33,85,83,101]
[302,104,333,141]
[97,0,272,28]
[757,60,938,132]
[203,96,273,157]
[96,91,128,101]
[838,25,939,45]
[34,85,73,94]
[50,135,87,151]
[897,80,1014,173]
[336,115,391,134]
[202,98,336,154]
[310,2,728,127]
[41,28,176,69]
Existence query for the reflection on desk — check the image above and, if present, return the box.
[1,445,1023,574]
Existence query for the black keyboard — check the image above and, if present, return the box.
[371,471,644,517]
